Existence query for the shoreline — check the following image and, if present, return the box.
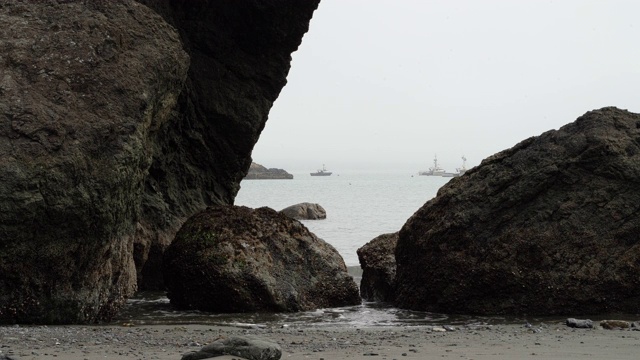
[2,321,640,360]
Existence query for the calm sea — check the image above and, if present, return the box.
[235,172,450,266]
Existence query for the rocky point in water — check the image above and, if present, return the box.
[280,202,326,220]
[163,205,360,313]
[244,162,293,180]
[393,107,640,316]
[0,0,319,324]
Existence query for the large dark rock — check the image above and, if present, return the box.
[244,162,293,180]
[395,107,640,316]
[0,0,319,323]
[0,0,188,324]
[280,202,326,220]
[163,205,361,312]
[357,233,397,303]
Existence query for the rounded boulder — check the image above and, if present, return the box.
[280,203,326,220]
[163,205,360,312]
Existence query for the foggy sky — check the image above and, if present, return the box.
[250,0,640,174]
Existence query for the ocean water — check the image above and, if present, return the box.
[234,172,451,266]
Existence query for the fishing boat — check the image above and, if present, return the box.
[310,164,332,176]
[419,155,452,176]
[419,155,468,177]
[453,156,468,177]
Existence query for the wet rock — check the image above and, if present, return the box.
[163,205,361,312]
[600,320,630,330]
[182,335,281,360]
[280,203,326,220]
[245,162,293,180]
[0,0,188,324]
[566,318,593,329]
[357,233,398,302]
[0,0,320,323]
[395,107,640,315]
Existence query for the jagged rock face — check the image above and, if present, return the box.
[133,0,319,290]
[0,0,188,324]
[280,202,326,220]
[163,205,361,312]
[0,0,319,323]
[395,107,640,316]
[357,233,397,303]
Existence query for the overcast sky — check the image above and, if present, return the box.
[250,0,640,174]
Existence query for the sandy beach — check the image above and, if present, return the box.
[2,321,640,360]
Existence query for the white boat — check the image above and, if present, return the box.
[419,155,467,177]
[419,155,453,176]
[453,156,468,177]
[310,164,332,176]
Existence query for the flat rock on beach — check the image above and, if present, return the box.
[1,322,640,360]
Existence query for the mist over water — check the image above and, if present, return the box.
[235,172,451,266]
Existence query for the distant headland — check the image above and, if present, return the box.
[244,162,294,179]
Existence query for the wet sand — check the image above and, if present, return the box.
[2,321,640,360]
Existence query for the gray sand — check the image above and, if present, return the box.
[1,322,639,360]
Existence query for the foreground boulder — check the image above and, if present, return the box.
[566,318,593,329]
[357,233,398,302]
[0,0,319,323]
[280,203,326,220]
[600,320,631,330]
[395,107,640,315]
[182,336,281,360]
[163,205,360,312]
